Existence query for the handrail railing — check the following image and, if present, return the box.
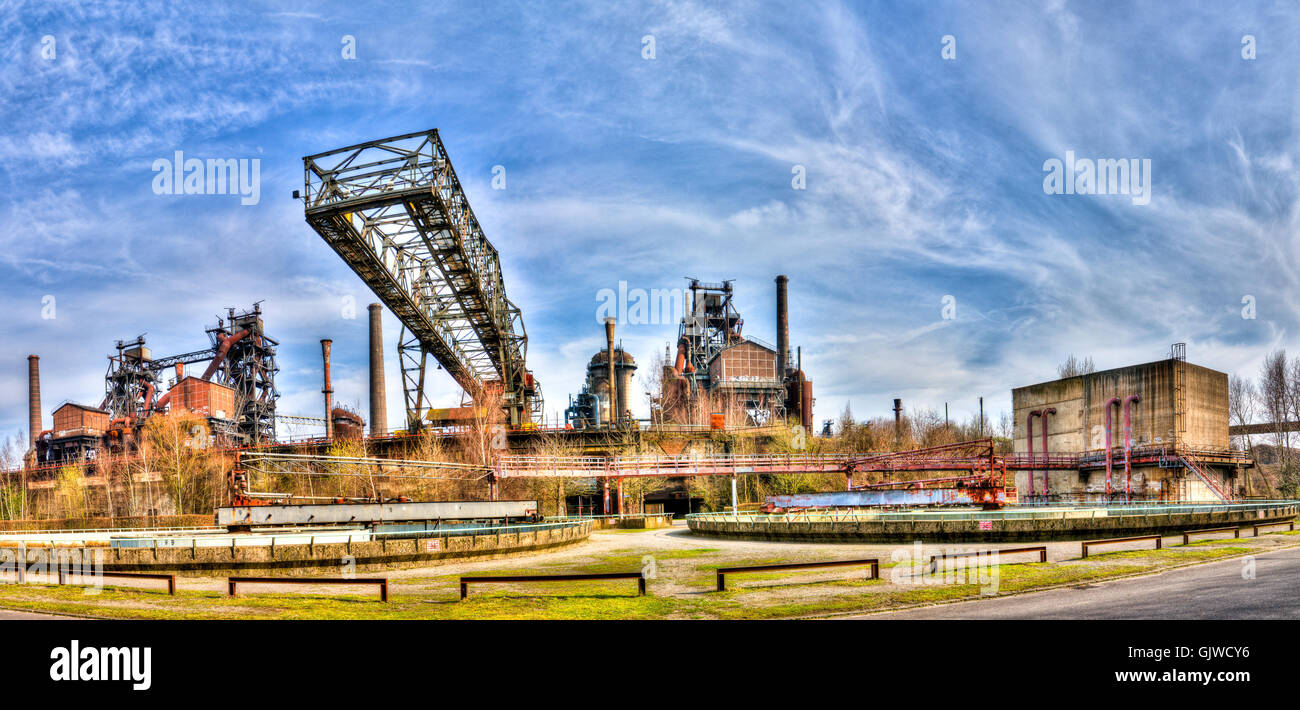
[686,501,1297,525]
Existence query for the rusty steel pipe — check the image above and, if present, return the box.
[1104,397,1121,499]
[1040,407,1055,497]
[1124,394,1140,502]
[200,328,251,381]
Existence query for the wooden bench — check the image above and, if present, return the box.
[57,570,176,595]
[1253,520,1295,536]
[227,576,388,602]
[1081,535,1162,558]
[1181,526,1240,545]
[714,558,879,592]
[927,546,1047,573]
[459,572,646,600]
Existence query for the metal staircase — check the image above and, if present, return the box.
[1178,455,1230,502]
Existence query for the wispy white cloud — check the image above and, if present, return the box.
[2,0,1299,439]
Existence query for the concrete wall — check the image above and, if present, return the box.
[1183,363,1230,450]
[1013,359,1229,455]
[687,505,1296,543]
[3,521,593,577]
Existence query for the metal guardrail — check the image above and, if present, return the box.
[58,570,176,595]
[687,501,1298,525]
[546,513,672,522]
[1253,520,1295,536]
[0,521,590,554]
[927,546,1047,573]
[459,572,646,600]
[0,525,222,537]
[370,520,586,541]
[228,576,388,602]
[714,558,879,592]
[1081,535,1162,558]
[1181,526,1241,544]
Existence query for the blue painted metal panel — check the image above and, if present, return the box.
[766,488,1004,508]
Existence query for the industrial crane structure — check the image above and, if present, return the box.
[300,129,541,430]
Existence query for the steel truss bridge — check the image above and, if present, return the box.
[494,453,859,479]
[301,129,540,429]
[231,451,493,504]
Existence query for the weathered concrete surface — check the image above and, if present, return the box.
[4,521,592,577]
[687,506,1297,543]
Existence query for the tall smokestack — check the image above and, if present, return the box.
[27,355,41,449]
[368,303,387,436]
[605,318,617,426]
[893,398,902,448]
[775,275,789,378]
[321,339,334,439]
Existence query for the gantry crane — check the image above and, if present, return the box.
[300,130,541,429]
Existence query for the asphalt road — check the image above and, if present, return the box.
[860,547,1300,620]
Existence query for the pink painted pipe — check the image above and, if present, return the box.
[1040,407,1056,498]
[1026,410,1042,498]
[1104,397,1121,500]
[1123,395,1140,502]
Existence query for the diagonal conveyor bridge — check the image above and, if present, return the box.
[300,129,540,428]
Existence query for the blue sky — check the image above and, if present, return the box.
[1,0,1298,439]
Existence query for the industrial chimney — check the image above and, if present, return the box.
[605,318,617,426]
[368,303,387,436]
[321,339,334,439]
[775,275,789,378]
[893,398,902,447]
[27,355,41,449]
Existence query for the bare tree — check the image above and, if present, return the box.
[997,411,1014,441]
[1229,375,1256,451]
[1260,351,1289,453]
[142,411,221,515]
[1260,350,1297,494]
[1057,354,1096,379]
[0,431,27,520]
[837,403,855,437]
[456,383,506,470]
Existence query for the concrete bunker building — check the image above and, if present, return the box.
[1012,353,1247,502]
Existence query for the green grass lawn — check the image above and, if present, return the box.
[0,534,1290,620]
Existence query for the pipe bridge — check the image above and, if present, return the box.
[301,129,540,428]
[495,453,860,479]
